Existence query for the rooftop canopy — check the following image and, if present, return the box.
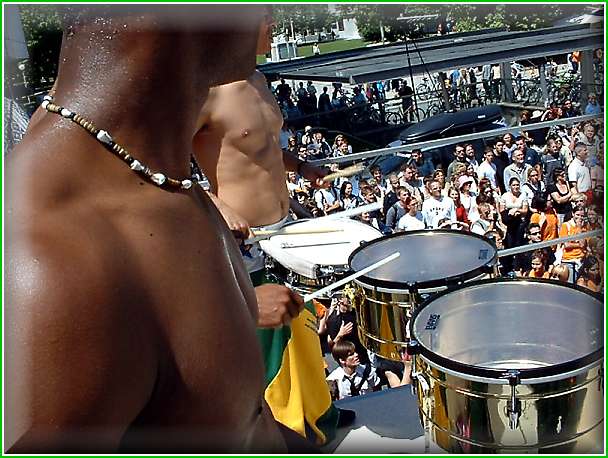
[259,24,603,84]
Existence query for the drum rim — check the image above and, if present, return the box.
[347,229,498,290]
[408,277,604,380]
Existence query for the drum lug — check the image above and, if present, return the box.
[599,366,604,392]
[502,369,522,430]
[286,271,297,285]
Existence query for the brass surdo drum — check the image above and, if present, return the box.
[408,278,604,453]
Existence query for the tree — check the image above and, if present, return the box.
[273,5,335,39]
[19,5,63,90]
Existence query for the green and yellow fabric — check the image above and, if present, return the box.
[251,270,338,445]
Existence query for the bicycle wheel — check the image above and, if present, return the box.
[385,112,403,125]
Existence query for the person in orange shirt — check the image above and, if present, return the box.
[576,255,602,293]
[526,250,551,279]
[558,208,588,281]
[530,196,559,242]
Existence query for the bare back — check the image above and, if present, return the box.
[5,121,284,452]
[194,71,289,227]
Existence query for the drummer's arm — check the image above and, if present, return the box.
[205,191,250,239]
[283,151,328,188]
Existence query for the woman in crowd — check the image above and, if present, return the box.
[449,187,470,228]
[459,175,478,223]
[286,135,299,155]
[502,177,529,249]
[576,255,602,293]
[547,167,572,226]
[339,181,362,211]
[529,195,559,242]
[522,166,546,205]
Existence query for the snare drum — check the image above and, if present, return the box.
[408,279,604,453]
[348,230,498,361]
[260,218,381,298]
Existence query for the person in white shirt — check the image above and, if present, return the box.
[397,196,425,231]
[477,146,498,190]
[422,180,456,228]
[568,143,591,196]
[326,341,380,400]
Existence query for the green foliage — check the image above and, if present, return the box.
[19,5,63,90]
[273,5,335,38]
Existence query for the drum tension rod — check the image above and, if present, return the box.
[408,340,421,396]
[503,369,522,430]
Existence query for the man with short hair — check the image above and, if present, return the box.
[422,180,456,229]
[568,143,592,200]
[492,139,510,192]
[503,150,533,188]
[477,146,498,190]
[446,144,467,182]
[399,163,423,201]
[464,143,480,172]
[541,138,565,187]
[408,148,434,177]
[514,136,540,167]
[382,173,401,216]
[385,187,411,232]
[6,5,287,453]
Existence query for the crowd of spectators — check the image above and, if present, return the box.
[285,119,604,292]
[287,117,604,401]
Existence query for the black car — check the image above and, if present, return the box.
[377,105,506,175]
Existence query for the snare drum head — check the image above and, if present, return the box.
[260,219,381,279]
[349,230,497,290]
[411,279,603,379]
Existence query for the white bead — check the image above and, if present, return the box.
[151,173,166,186]
[181,179,193,189]
[96,130,113,145]
[130,160,145,172]
[41,100,49,109]
[60,108,72,118]
[43,95,53,101]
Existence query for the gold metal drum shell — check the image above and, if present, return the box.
[352,283,419,361]
[414,357,604,453]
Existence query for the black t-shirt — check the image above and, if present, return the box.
[546,183,571,214]
[327,309,369,364]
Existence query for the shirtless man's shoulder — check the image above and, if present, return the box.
[5,140,281,452]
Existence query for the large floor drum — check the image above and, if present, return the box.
[348,230,497,361]
[409,279,604,453]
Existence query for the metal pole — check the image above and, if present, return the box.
[497,229,602,258]
[309,113,603,166]
[539,64,549,107]
[500,62,515,103]
[580,49,595,110]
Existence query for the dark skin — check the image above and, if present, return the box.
[5,6,285,453]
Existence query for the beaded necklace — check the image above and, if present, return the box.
[41,96,193,190]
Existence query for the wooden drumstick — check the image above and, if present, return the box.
[303,252,400,303]
[321,163,366,183]
[244,227,344,245]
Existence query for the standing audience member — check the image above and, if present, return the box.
[568,143,592,201]
[397,196,425,231]
[422,180,456,229]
